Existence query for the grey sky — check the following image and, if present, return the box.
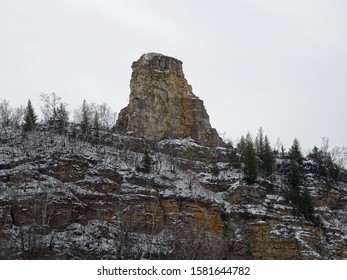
[1,0,346,150]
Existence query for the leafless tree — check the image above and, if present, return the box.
[97,103,117,132]
[40,92,62,122]
[11,105,25,128]
[331,146,347,169]
[0,99,12,132]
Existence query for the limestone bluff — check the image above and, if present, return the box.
[116,53,221,147]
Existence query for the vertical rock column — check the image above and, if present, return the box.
[116,53,221,147]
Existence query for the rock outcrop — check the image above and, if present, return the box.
[116,53,221,147]
[0,128,347,259]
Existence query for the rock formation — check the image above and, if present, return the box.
[1,127,347,259]
[116,53,221,146]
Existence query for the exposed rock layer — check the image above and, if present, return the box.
[116,53,221,147]
[1,128,347,260]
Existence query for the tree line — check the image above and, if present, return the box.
[228,128,346,183]
[0,93,117,136]
[227,127,346,224]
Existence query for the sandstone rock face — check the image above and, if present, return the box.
[1,129,347,259]
[116,53,221,147]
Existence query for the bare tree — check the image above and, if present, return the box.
[40,92,62,122]
[0,99,12,131]
[321,137,330,155]
[97,103,117,132]
[331,146,347,169]
[11,105,25,128]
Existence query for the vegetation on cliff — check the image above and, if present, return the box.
[0,94,346,259]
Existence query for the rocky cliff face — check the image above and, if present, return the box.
[1,55,346,260]
[0,128,346,259]
[116,53,221,147]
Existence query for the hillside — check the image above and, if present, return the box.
[0,126,346,259]
[1,53,346,259]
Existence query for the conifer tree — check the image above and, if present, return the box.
[55,103,69,123]
[211,163,220,177]
[23,99,37,132]
[229,145,241,168]
[288,161,301,190]
[139,150,153,173]
[288,138,303,163]
[243,133,258,184]
[301,186,315,222]
[237,135,246,161]
[263,136,275,177]
[54,103,69,134]
[255,127,264,159]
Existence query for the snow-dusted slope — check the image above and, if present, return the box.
[0,128,346,259]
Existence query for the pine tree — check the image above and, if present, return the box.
[137,150,153,173]
[229,145,241,168]
[54,103,69,134]
[263,136,275,177]
[288,138,303,163]
[211,163,220,177]
[255,127,264,159]
[56,103,69,123]
[301,186,315,222]
[237,135,246,161]
[243,133,258,184]
[23,99,37,132]
[288,161,301,190]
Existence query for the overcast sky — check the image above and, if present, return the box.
[1,0,346,150]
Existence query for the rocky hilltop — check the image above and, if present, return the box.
[0,54,346,260]
[116,53,221,147]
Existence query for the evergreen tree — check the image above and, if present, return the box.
[255,127,264,159]
[285,185,318,224]
[138,150,153,173]
[308,146,340,180]
[254,128,275,177]
[243,133,258,184]
[263,136,275,177]
[54,103,69,134]
[288,161,301,190]
[56,103,69,123]
[229,145,241,168]
[23,99,37,132]
[308,146,320,162]
[301,186,315,222]
[288,138,303,163]
[237,135,246,161]
[211,163,220,177]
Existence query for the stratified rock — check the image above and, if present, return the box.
[1,128,347,260]
[116,53,221,147]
